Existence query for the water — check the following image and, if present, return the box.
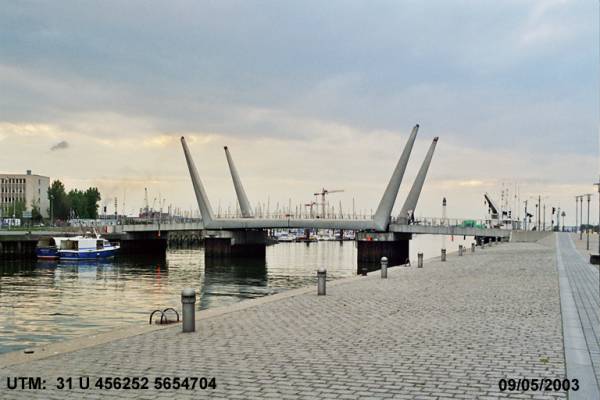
[0,235,473,354]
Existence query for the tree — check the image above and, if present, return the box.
[31,200,43,223]
[48,180,102,220]
[9,199,26,218]
[48,180,70,220]
[84,187,101,219]
[68,189,85,218]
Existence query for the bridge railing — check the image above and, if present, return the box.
[391,216,490,228]
[216,212,375,220]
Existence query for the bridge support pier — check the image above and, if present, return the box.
[109,232,168,255]
[356,232,411,272]
[204,230,267,258]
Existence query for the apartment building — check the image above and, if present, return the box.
[0,170,50,218]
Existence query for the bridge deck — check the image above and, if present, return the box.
[113,221,511,238]
[388,223,510,238]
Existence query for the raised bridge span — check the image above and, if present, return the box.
[156,124,511,265]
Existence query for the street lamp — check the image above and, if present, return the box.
[595,179,600,257]
[586,194,592,250]
[575,196,580,235]
[580,195,584,239]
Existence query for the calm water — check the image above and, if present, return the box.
[0,235,473,354]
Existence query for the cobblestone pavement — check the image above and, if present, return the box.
[1,239,566,399]
[571,232,599,262]
[556,233,600,393]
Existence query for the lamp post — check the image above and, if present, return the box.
[580,196,584,239]
[538,195,541,231]
[543,204,546,231]
[595,179,600,256]
[587,194,592,250]
[575,196,579,235]
[441,197,447,253]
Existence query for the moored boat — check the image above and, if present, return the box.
[277,232,296,242]
[57,235,120,260]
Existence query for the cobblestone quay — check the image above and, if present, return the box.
[1,237,567,399]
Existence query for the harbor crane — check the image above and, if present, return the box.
[314,188,344,218]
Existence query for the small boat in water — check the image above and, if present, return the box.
[277,233,296,242]
[57,234,120,260]
[36,237,71,260]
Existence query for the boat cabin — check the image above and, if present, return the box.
[60,238,111,251]
[36,237,67,248]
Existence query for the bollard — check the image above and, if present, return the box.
[481,241,485,249]
[181,288,196,333]
[458,245,463,256]
[417,252,423,268]
[380,257,388,279]
[317,268,327,295]
[441,248,446,262]
[471,242,475,253]
[361,266,368,276]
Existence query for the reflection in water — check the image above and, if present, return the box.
[0,242,357,354]
[0,236,472,354]
[201,258,268,309]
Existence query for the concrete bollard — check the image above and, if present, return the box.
[458,245,463,256]
[471,242,475,253]
[441,248,446,262]
[481,241,485,249]
[417,252,423,268]
[317,268,326,295]
[380,257,388,279]
[181,288,196,333]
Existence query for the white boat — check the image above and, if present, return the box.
[57,234,120,260]
[277,233,296,242]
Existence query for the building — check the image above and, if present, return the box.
[0,170,50,218]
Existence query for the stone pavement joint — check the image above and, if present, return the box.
[1,238,567,399]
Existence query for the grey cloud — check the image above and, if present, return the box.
[50,140,69,151]
[0,0,596,156]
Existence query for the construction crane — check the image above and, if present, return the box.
[314,188,344,218]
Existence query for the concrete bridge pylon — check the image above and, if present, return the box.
[224,146,253,218]
[398,136,439,224]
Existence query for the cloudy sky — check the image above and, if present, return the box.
[1,0,598,224]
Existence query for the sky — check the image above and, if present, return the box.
[0,0,598,225]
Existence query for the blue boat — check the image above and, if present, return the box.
[57,235,120,260]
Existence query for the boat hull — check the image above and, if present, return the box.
[36,247,59,260]
[58,247,119,260]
